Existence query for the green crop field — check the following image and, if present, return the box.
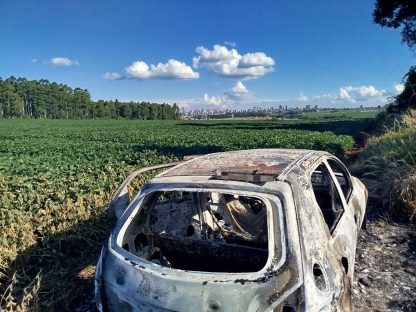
[298,109,379,120]
[0,117,368,309]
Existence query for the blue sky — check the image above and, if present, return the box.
[0,0,414,110]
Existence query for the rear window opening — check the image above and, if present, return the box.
[120,190,270,273]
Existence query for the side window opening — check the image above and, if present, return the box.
[311,164,344,233]
[327,159,352,201]
[121,190,270,273]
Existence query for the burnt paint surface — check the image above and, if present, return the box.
[96,149,367,312]
[159,149,313,177]
[287,154,367,311]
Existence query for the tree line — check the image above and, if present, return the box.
[0,76,180,120]
[373,1,416,113]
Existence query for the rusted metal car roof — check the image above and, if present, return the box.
[158,149,320,178]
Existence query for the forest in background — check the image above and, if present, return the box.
[0,76,180,120]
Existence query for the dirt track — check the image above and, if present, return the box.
[352,218,416,311]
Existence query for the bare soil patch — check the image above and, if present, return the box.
[352,213,416,311]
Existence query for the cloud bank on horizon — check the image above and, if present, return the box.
[177,82,397,111]
[41,44,402,111]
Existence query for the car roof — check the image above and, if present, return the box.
[156,149,325,180]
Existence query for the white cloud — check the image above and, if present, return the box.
[193,44,275,79]
[394,83,405,94]
[202,81,256,107]
[226,81,255,102]
[179,81,398,111]
[49,57,79,66]
[297,93,308,102]
[193,45,238,65]
[338,88,350,100]
[232,81,249,93]
[177,82,393,111]
[102,72,122,80]
[31,58,38,63]
[203,94,228,106]
[312,94,337,101]
[177,81,256,109]
[239,52,275,68]
[223,41,236,47]
[125,59,199,80]
[290,85,387,108]
[338,85,385,103]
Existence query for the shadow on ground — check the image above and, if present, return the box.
[177,118,374,141]
[131,141,347,162]
[1,213,111,311]
[387,300,416,312]
[131,144,224,161]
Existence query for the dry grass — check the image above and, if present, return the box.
[397,172,416,221]
[0,183,114,311]
[356,109,416,222]
[0,271,41,312]
[0,161,170,311]
[0,213,111,311]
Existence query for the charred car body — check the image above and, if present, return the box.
[95,149,367,311]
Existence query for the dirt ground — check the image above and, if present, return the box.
[77,204,416,312]
[352,216,416,311]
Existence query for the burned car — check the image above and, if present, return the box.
[95,149,367,311]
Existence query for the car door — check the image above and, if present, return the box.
[311,157,356,311]
[291,156,355,311]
